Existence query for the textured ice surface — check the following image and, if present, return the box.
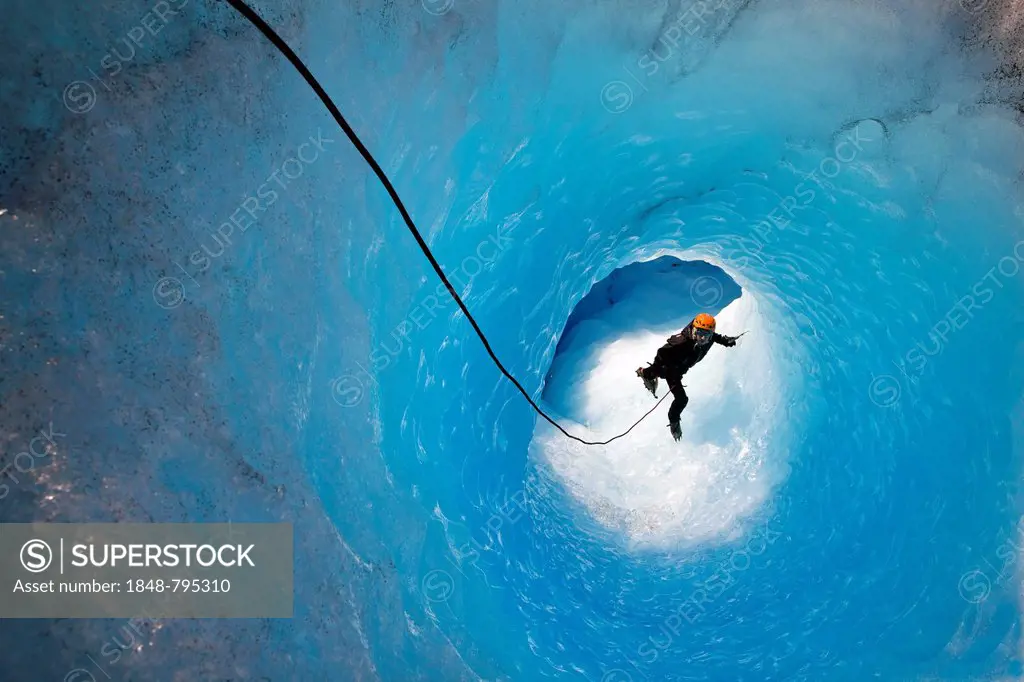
[3,0,1024,680]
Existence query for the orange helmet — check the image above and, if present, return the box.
[693,313,716,331]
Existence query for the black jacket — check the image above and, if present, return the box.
[654,323,733,375]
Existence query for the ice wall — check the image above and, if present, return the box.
[2,0,1024,680]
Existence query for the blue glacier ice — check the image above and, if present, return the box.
[3,0,1024,680]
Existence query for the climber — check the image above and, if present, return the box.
[636,313,741,442]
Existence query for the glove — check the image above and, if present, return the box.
[721,336,737,347]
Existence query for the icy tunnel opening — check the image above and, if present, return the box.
[531,254,787,550]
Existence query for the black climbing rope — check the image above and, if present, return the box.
[223,0,669,446]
